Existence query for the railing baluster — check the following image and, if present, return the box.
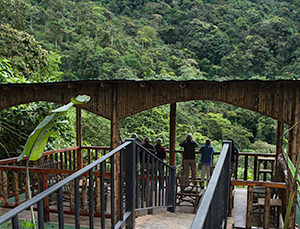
[155,159,158,206]
[38,199,45,229]
[125,140,136,228]
[119,149,124,221]
[68,151,72,170]
[82,176,88,212]
[136,146,140,208]
[73,150,76,170]
[146,154,150,207]
[141,150,145,208]
[159,161,162,206]
[162,164,165,206]
[75,177,80,229]
[244,155,248,180]
[89,169,94,229]
[57,188,64,229]
[12,215,18,229]
[110,156,115,229]
[64,151,68,170]
[95,150,99,171]
[55,154,58,169]
[88,149,91,164]
[165,166,168,206]
[100,162,105,229]
[13,170,19,205]
[150,157,154,207]
[60,153,63,169]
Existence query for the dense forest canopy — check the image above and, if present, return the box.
[0,0,296,159]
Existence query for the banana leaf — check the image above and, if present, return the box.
[18,95,90,162]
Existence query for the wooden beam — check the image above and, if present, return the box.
[246,186,253,229]
[231,180,287,189]
[288,88,299,164]
[110,84,121,223]
[276,121,284,175]
[76,107,83,169]
[169,103,177,166]
[263,187,271,228]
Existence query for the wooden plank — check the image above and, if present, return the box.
[263,187,271,228]
[246,186,253,229]
[231,180,287,189]
[0,147,79,165]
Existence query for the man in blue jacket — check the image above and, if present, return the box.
[199,139,215,188]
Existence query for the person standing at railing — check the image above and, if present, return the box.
[179,133,199,186]
[229,138,239,175]
[199,139,215,189]
[155,138,167,161]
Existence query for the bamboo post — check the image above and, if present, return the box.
[43,173,50,221]
[263,187,271,228]
[246,186,253,229]
[111,84,121,222]
[169,103,177,166]
[2,170,8,204]
[96,176,101,213]
[76,107,83,169]
[276,121,284,175]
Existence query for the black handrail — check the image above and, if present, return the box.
[0,139,176,229]
[191,140,232,229]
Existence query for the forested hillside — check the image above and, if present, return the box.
[0,0,297,158]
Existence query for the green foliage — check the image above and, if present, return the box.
[18,95,90,161]
[0,24,48,80]
[0,0,293,159]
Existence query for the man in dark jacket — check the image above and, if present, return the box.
[179,133,199,185]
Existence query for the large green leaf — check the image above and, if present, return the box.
[71,95,91,104]
[29,130,57,161]
[51,102,73,113]
[18,95,90,162]
[283,151,300,183]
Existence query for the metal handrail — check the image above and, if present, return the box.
[191,140,232,229]
[0,139,177,229]
[0,142,131,225]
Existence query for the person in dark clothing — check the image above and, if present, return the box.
[142,137,156,154]
[131,133,142,144]
[179,133,199,185]
[155,138,166,161]
[229,139,239,175]
[199,139,215,188]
